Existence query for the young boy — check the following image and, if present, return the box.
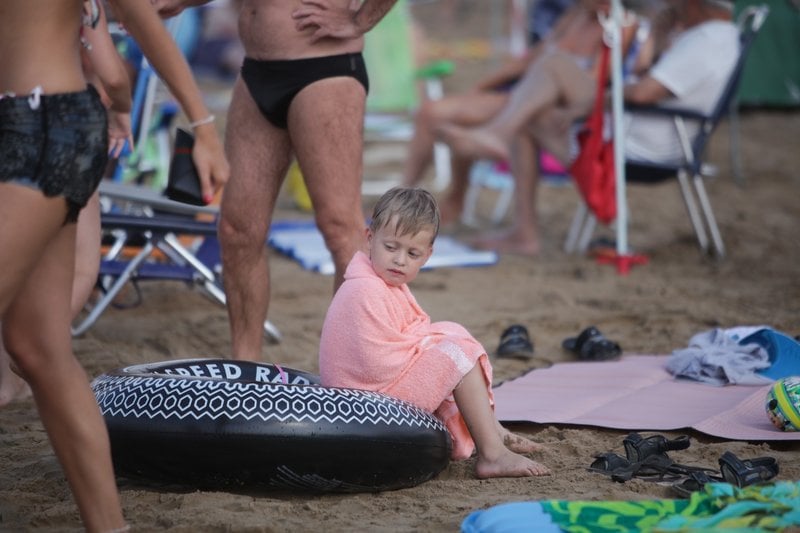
[319,187,549,479]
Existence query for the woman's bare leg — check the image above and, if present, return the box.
[0,335,31,406]
[2,190,101,408]
[472,133,542,255]
[438,51,593,161]
[0,185,126,531]
[71,191,102,317]
[403,92,508,187]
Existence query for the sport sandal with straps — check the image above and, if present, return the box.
[671,452,779,498]
[719,451,779,487]
[622,432,691,462]
[588,452,713,483]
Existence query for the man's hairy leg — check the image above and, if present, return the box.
[219,79,292,361]
[288,77,368,292]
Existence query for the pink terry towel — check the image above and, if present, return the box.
[320,252,492,460]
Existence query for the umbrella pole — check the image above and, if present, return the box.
[610,0,628,260]
[598,0,648,274]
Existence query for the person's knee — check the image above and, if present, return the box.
[1,327,40,380]
[315,214,363,258]
[413,99,437,130]
[218,209,265,251]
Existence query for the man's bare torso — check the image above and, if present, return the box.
[238,0,364,60]
[0,0,85,95]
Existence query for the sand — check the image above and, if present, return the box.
[2,2,800,531]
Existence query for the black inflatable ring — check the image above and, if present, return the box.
[92,358,452,492]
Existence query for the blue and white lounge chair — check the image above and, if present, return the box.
[72,182,281,343]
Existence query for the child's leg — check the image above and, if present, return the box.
[453,363,550,478]
[3,221,126,532]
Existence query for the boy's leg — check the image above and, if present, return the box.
[1,198,125,531]
[453,362,550,478]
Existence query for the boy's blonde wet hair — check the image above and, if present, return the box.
[370,187,440,243]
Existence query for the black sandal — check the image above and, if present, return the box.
[496,324,534,359]
[562,326,621,361]
[622,432,691,462]
[588,453,697,483]
[671,452,780,498]
[671,471,724,498]
[718,451,779,487]
[588,452,630,474]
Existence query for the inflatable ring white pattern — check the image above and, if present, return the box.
[92,359,452,492]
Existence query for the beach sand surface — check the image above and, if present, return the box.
[2,2,799,531]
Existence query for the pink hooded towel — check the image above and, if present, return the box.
[319,252,493,460]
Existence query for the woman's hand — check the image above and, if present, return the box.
[191,123,230,204]
[107,110,134,158]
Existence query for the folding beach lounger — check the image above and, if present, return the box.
[72,183,282,343]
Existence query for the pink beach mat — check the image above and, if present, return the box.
[493,355,799,441]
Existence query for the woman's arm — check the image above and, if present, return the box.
[108,0,229,203]
[81,1,133,157]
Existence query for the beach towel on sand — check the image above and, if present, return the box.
[319,251,492,460]
[462,481,800,532]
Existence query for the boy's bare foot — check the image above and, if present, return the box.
[437,124,510,162]
[498,424,546,454]
[0,367,31,407]
[476,448,551,479]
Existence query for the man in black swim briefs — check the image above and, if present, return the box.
[241,52,369,129]
[153,0,398,362]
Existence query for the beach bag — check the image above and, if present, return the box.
[569,44,616,225]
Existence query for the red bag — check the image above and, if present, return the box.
[569,44,616,225]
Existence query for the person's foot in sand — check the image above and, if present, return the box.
[497,422,545,454]
[476,448,550,479]
[472,228,540,257]
[437,123,510,162]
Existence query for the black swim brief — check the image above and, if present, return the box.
[0,85,108,223]
[241,52,369,129]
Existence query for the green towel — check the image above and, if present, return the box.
[538,481,800,532]
[363,0,418,112]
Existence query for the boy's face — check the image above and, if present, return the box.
[367,218,434,287]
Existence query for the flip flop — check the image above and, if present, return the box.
[496,324,534,359]
[718,451,779,487]
[622,432,691,463]
[562,326,621,361]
